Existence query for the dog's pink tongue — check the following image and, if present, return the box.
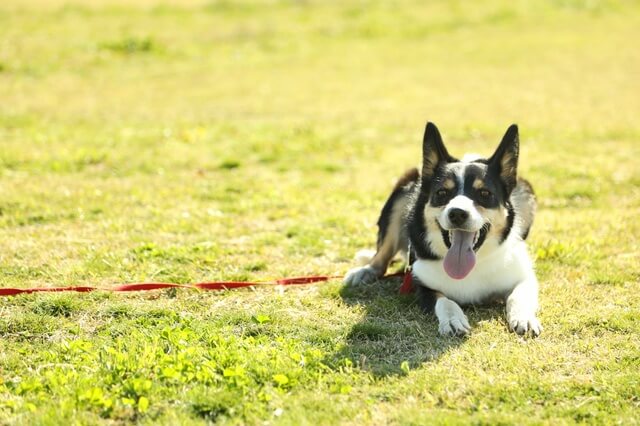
[443,230,476,280]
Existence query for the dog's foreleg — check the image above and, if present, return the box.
[344,175,414,286]
[343,240,400,285]
[416,285,471,336]
[506,275,542,336]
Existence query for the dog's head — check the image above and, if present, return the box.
[419,122,519,280]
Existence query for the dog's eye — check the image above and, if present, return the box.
[436,189,448,197]
[479,189,491,198]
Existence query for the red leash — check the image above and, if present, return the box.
[0,273,412,297]
[399,272,414,294]
[0,275,342,297]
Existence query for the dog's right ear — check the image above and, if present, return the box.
[488,124,519,195]
[422,122,451,178]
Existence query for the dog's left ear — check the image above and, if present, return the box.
[489,124,519,194]
[422,122,452,178]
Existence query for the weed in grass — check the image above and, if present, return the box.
[218,159,241,170]
[31,295,84,317]
[189,387,244,422]
[100,37,157,54]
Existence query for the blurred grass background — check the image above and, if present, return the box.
[1,0,639,424]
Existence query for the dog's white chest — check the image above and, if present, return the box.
[412,239,534,305]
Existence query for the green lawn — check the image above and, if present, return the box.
[1,0,639,424]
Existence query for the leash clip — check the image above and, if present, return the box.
[404,241,413,273]
[400,241,414,294]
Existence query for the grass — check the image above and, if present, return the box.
[1,0,639,424]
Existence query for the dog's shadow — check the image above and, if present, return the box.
[332,274,505,377]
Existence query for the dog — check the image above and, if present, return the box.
[344,122,541,337]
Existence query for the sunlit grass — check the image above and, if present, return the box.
[0,0,639,424]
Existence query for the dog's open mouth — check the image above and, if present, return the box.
[447,230,480,246]
[439,225,490,280]
[444,230,477,280]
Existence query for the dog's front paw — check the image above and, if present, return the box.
[507,311,542,336]
[343,265,380,285]
[435,298,471,336]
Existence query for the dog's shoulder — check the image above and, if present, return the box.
[511,178,536,241]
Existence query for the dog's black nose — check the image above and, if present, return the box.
[448,208,469,226]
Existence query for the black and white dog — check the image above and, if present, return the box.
[344,122,541,337]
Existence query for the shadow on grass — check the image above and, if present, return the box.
[332,273,504,378]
